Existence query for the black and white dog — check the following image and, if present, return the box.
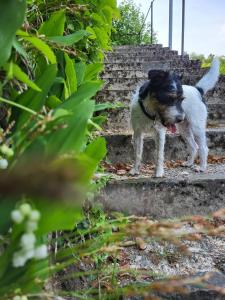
[130,57,220,177]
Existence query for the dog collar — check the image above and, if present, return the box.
[138,98,156,121]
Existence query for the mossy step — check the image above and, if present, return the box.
[104,129,225,164]
[97,163,225,218]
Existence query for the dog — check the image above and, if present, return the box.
[130,57,220,177]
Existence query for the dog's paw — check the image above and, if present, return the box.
[155,169,164,178]
[193,166,207,173]
[129,168,140,176]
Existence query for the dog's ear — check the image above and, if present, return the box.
[148,70,169,81]
[175,73,183,80]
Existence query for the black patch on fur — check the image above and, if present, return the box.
[138,70,184,120]
[196,86,204,96]
[138,81,156,120]
[139,81,151,100]
[195,86,206,105]
[146,70,184,105]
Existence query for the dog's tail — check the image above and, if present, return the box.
[196,57,220,95]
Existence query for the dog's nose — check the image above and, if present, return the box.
[176,116,184,123]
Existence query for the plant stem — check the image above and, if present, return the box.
[0,96,44,119]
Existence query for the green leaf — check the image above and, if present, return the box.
[84,63,103,81]
[91,13,105,25]
[59,81,103,111]
[77,137,107,183]
[46,95,62,109]
[39,9,66,36]
[102,6,113,24]
[87,118,102,131]
[94,101,125,111]
[0,0,26,66]
[86,26,97,40]
[12,64,57,129]
[93,27,109,49]
[46,99,95,156]
[22,36,57,64]
[4,63,42,92]
[64,53,77,97]
[85,137,107,165]
[48,30,90,46]
[52,108,72,120]
[75,62,86,86]
[12,38,28,60]
[36,201,83,235]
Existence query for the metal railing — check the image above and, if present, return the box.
[140,0,186,55]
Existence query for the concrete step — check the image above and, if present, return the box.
[112,44,164,52]
[107,54,190,64]
[100,77,225,95]
[104,128,225,164]
[97,162,225,218]
[102,76,207,91]
[101,69,204,79]
[105,50,179,59]
[97,100,225,131]
[97,89,223,103]
[104,109,225,132]
[104,60,201,71]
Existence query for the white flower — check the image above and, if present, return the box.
[0,158,8,169]
[26,220,38,232]
[20,233,36,250]
[12,251,27,268]
[11,210,24,224]
[0,144,14,157]
[13,296,21,300]
[19,203,32,216]
[34,244,48,260]
[24,248,34,260]
[29,210,40,222]
[13,296,27,300]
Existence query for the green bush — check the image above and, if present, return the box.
[0,1,119,299]
[112,0,157,45]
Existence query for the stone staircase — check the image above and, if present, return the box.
[97,44,225,218]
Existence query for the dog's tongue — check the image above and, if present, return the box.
[166,124,177,133]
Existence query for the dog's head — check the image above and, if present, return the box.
[144,69,185,130]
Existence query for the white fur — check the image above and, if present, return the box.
[196,57,220,94]
[130,57,220,177]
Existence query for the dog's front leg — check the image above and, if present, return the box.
[130,130,144,175]
[154,127,166,177]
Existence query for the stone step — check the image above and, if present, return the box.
[97,98,225,131]
[112,44,164,52]
[101,76,207,91]
[104,128,225,164]
[104,60,201,71]
[101,69,204,79]
[97,163,225,218]
[104,63,200,73]
[107,54,190,64]
[97,88,223,102]
[100,77,225,94]
[105,50,179,59]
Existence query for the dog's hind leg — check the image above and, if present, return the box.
[154,126,166,177]
[193,130,208,172]
[178,122,198,167]
[130,130,144,175]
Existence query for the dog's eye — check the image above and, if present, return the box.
[178,96,185,102]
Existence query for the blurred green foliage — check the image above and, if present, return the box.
[0,1,119,299]
[190,52,225,74]
[111,0,157,45]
